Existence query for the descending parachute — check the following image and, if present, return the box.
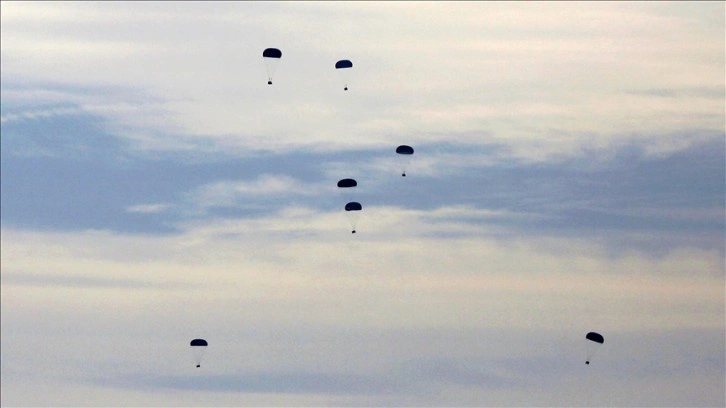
[335,59,353,69]
[190,338,208,368]
[345,202,362,211]
[585,332,604,365]
[335,59,353,91]
[396,145,414,155]
[263,48,282,85]
[395,145,415,177]
[344,201,362,233]
[337,178,357,188]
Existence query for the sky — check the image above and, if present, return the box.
[1,1,724,407]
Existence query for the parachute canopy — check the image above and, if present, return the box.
[263,48,282,85]
[190,339,208,347]
[396,145,414,155]
[345,202,362,211]
[263,48,282,59]
[335,59,353,69]
[337,178,357,188]
[586,332,604,344]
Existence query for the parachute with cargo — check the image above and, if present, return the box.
[263,48,282,85]
[395,145,415,177]
[585,332,604,365]
[335,59,353,91]
[190,338,208,368]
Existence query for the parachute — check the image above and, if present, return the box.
[335,59,353,91]
[337,178,357,188]
[345,202,362,211]
[585,332,604,365]
[190,338,208,368]
[344,201,362,233]
[263,48,282,85]
[395,145,415,177]
[335,60,353,69]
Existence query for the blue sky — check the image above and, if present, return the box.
[1,2,724,407]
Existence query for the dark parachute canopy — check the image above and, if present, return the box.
[263,48,282,85]
[337,178,357,188]
[335,60,353,69]
[396,145,414,155]
[190,339,208,347]
[586,332,604,344]
[345,201,362,211]
[263,48,282,59]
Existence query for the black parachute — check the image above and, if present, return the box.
[335,59,353,91]
[396,145,414,155]
[344,201,362,234]
[335,60,353,69]
[190,338,208,368]
[395,145,415,176]
[337,178,357,188]
[263,48,282,85]
[263,48,282,59]
[190,339,208,347]
[586,332,604,344]
[345,202,362,211]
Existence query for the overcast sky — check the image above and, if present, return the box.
[1,2,724,407]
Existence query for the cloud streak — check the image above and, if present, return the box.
[125,203,174,214]
[1,271,190,290]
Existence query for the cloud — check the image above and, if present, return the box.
[2,200,723,405]
[627,87,726,100]
[1,271,189,290]
[4,201,721,331]
[0,106,82,124]
[2,2,722,160]
[125,203,174,214]
[186,174,329,214]
[201,174,321,197]
[127,372,400,395]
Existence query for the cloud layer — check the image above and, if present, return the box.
[2,2,723,158]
